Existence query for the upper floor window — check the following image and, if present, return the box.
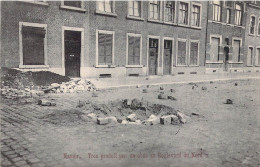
[128,1,141,17]
[149,1,161,20]
[249,16,256,35]
[191,4,201,27]
[212,1,221,22]
[97,0,114,13]
[64,1,82,8]
[179,2,188,25]
[258,18,260,35]
[164,1,175,22]
[234,3,242,25]
[226,1,232,24]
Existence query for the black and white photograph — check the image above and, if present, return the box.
[0,0,260,166]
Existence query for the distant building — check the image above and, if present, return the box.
[0,1,259,78]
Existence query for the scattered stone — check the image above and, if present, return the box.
[146,78,149,80]
[170,89,176,93]
[210,81,213,84]
[234,83,238,86]
[147,85,151,88]
[192,86,195,89]
[192,112,199,116]
[201,86,207,90]
[92,92,98,97]
[97,118,109,125]
[128,120,142,125]
[225,99,233,104]
[168,96,177,101]
[38,99,56,106]
[160,87,164,90]
[160,115,172,125]
[107,116,117,124]
[171,115,179,125]
[127,114,137,122]
[121,120,129,124]
[77,100,85,108]
[87,113,97,120]
[177,112,188,124]
[136,84,140,88]
[144,114,160,125]
[158,93,167,99]
[124,99,132,106]
[143,89,148,93]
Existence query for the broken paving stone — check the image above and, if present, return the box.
[160,115,172,125]
[225,99,233,104]
[158,93,167,99]
[87,113,97,120]
[177,112,188,124]
[171,115,179,125]
[168,96,177,101]
[144,114,160,125]
[127,114,137,122]
[142,89,148,93]
[107,116,118,124]
[201,87,207,90]
[97,118,109,125]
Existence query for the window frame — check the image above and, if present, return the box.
[247,46,254,66]
[96,0,117,17]
[127,1,143,20]
[148,0,162,22]
[207,34,223,63]
[234,3,242,26]
[178,1,190,26]
[256,47,260,66]
[19,22,48,69]
[231,37,243,63]
[191,2,202,28]
[126,33,142,67]
[163,1,176,24]
[257,17,260,37]
[60,1,86,12]
[212,1,222,22]
[189,40,200,66]
[249,15,256,35]
[96,30,115,67]
[176,38,188,66]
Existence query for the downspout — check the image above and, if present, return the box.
[204,1,209,67]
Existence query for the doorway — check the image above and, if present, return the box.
[64,30,81,77]
[163,40,172,75]
[148,38,159,75]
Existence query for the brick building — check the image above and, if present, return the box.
[0,1,259,78]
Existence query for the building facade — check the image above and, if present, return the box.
[1,1,259,78]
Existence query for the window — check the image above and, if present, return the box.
[20,23,47,66]
[149,1,161,20]
[226,8,231,24]
[212,1,221,22]
[191,4,201,27]
[257,48,260,66]
[211,37,220,62]
[179,2,188,25]
[177,40,187,65]
[128,1,141,17]
[232,39,241,62]
[164,1,175,22]
[64,1,82,8]
[249,16,256,35]
[97,0,114,13]
[234,3,242,25]
[127,34,141,65]
[190,41,199,65]
[97,31,114,66]
[247,47,253,66]
[258,18,260,35]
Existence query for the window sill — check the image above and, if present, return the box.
[255,65,260,67]
[126,16,144,21]
[189,65,199,67]
[21,1,49,6]
[178,23,190,28]
[176,65,188,67]
[163,21,176,26]
[95,11,117,17]
[95,65,116,68]
[233,25,244,28]
[60,5,86,12]
[147,18,163,24]
[228,61,243,64]
[125,65,143,68]
[19,65,49,69]
[211,20,222,24]
[190,26,202,30]
[206,61,223,64]
[247,65,254,67]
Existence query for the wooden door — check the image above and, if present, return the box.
[149,39,158,75]
[65,31,81,77]
[163,40,172,75]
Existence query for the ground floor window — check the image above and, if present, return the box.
[21,25,46,65]
[63,1,82,8]
[127,34,141,65]
[177,39,187,65]
[247,47,253,66]
[210,37,220,62]
[232,39,241,62]
[257,48,260,66]
[97,30,114,65]
[190,41,199,65]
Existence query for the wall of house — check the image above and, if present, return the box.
[244,4,260,73]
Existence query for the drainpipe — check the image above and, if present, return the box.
[204,1,209,67]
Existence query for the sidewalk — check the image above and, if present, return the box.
[88,73,260,89]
